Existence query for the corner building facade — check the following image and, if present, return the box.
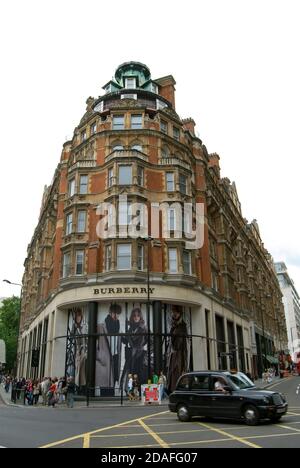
[18,62,287,391]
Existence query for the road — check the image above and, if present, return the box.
[0,377,299,448]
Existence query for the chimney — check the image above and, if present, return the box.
[155,75,176,109]
[182,118,196,135]
[208,153,221,178]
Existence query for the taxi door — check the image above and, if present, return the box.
[209,375,240,418]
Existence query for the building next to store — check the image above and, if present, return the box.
[275,262,300,361]
[17,62,287,394]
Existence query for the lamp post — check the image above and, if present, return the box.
[145,236,153,381]
[2,280,22,376]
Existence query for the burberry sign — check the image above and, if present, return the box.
[93,286,155,296]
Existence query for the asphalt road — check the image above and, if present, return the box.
[0,377,300,448]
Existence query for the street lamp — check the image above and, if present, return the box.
[2,280,22,376]
[3,279,22,287]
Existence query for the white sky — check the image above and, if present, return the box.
[0,0,299,299]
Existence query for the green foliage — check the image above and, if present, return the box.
[0,296,20,371]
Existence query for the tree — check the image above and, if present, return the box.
[0,296,20,372]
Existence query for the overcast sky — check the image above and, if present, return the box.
[0,0,299,299]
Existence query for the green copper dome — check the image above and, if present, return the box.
[114,62,151,88]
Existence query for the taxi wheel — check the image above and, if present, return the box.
[177,404,191,422]
[243,405,260,426]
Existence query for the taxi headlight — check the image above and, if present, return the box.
[280,393,287,403]
[263,397,272,405]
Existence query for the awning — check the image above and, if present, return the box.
[265,355,279,365]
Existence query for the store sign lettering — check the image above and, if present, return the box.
[93,287,155,295]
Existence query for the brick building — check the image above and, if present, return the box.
[18,62,287,389]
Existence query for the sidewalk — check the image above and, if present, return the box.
[0,384,169,409]
[0,384,20,407]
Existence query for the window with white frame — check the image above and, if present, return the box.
[112,115,125,130]
[112,144,124,151]
[77,210,86,233]
[160,120,168,134]
[68,178,76,197]
[179,174,187,194]
[156,99,167,110]
[62,253,71,278]
[166,172,175,191]
[150,82,158,93]
[108,167,114,187]
[125,77,136,89]
[183,250,192,275]
[105,245,112,271]
[168,208,176,231]
[66,213,73,235]
[81,130,87,142]
[90,122,97,135]
[137,245,144,271]
[107,204,115,229]
[173,127,180,141]
[161,145,169,158]
[168,248,178,273]
[79,175,88,194]
[131,144,142,152]
[212,271,219,291]
[183,204,193,237]
[117,244,132,270]
[137,166,144,186]
[75,250,84,275]
[119,201,132,226]
[121,94,137,100]
[131,114,143,129]
[119,165,132,185]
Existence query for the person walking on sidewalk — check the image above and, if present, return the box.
[66,377,76,408]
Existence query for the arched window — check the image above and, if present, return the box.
[130,140,143,152]
[161,145,170,158]
[111,140,124,151]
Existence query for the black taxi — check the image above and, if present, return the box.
[169,371,288,425]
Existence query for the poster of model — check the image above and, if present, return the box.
[65,306,88,389]
[95,302,151,396]
[164,305,192,393]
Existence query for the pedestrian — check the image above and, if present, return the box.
[66,377,76,408]
[33,380,40,405]
[133,374,140,400]
[127,374,134,400]
[48,380,58,408]
[158,371,168,401]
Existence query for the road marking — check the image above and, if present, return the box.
[83,434,90,449]
[102,431,300,449]
[197,422,261,449]
[40,410,168,448]
[138,418,169,448]
[266,379,293,390]
[278,424,300,434]
[287,412,300,416]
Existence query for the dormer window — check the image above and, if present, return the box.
[81,130,87,142]
[105,84,112,93]
[150,83,158,94]
[121,94,137,100]
[157,99,167,110]
[125,77,136,89]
